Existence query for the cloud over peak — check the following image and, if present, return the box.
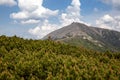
[9,0,89,39]
[28,0,82,39]
[60,0,81,26]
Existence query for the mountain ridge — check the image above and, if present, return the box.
[43,22,120,51]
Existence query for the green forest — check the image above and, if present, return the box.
[0,35,120,80]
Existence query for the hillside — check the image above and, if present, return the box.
[0,35,120,80]
[43,22,120,52]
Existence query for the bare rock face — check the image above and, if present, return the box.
[43,22,120,51]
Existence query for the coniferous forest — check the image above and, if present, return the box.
[0,35,120,80]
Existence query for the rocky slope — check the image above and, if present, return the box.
[43,22,120,51]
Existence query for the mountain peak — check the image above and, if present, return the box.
[43,22,120,51]
[71,22,88,27]
[43,22,89,39]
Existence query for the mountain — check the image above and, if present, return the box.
[43,22,120,51]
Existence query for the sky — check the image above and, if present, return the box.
[0,0,120,39]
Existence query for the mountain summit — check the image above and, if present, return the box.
[43,22,120,51]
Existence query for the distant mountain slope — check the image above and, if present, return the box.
[43,22,120,51]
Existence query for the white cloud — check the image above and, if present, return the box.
[10,11,29,19]
[18,0,42,11]
[60,0,81,26]
[10,0,89,39]
[71,0,80,6]
[10,0,59,20]
[21,19,40,24]
[96,14,120,31]
[28,0,84,38]
[101,0,120,10]
[96,0,120,32]
[0,0,17,6]
[28,20,57,39]
[10,0,59,39]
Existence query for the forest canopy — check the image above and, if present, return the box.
[0,35,120,80]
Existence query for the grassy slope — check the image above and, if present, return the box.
[0,36,120,80]
[60,36,120,52]
[62,37,106,51]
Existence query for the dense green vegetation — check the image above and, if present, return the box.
[0,35,120,80]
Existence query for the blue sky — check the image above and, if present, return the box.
[0,0,120,39]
